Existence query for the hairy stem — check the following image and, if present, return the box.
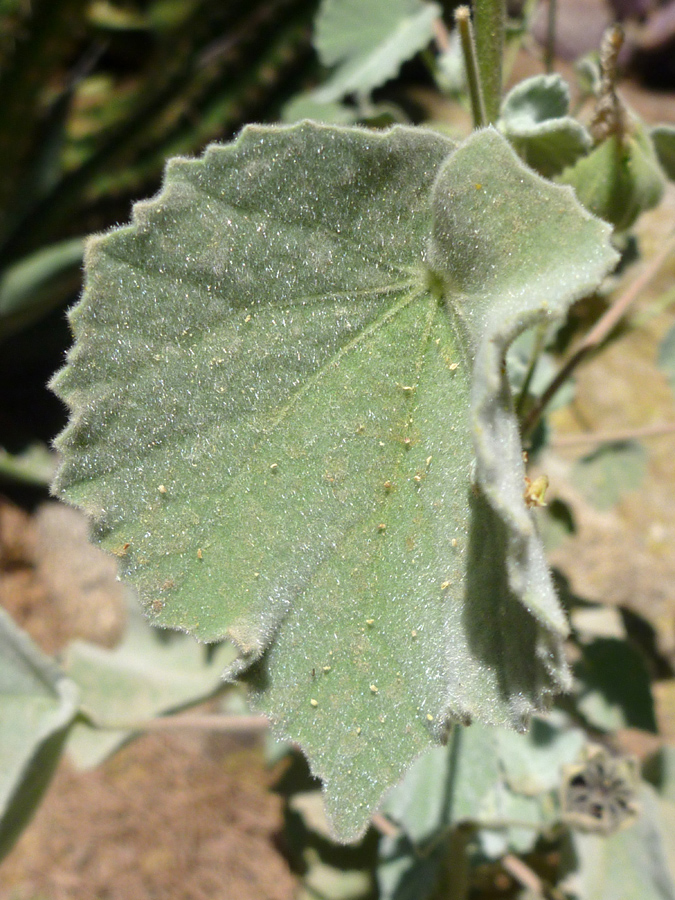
[472,0,505,123]
[544,0,557,73]
[455,6,486,128]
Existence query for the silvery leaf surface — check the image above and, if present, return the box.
[52,122,617,839]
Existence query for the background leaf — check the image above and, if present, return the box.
[52,122,617,840]
[561,784,675,900]
[499,75,592,177]
[383,718,585,845]
[571,441,647,510]
[574,637,657,733]
[558,127,665,231]
[64,601,236,769]
[651,125,675,182]
[313,0,441,102]
[0,606,79,862]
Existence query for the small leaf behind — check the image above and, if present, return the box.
[571,441,647,510]
[313,0,441,102]
[0,607,79,861]
[499,75,592,177]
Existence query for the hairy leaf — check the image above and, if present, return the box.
[52,122,617,839]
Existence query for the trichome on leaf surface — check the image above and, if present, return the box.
[51,120,618,840]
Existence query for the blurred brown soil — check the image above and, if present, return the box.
[0,498,296,900]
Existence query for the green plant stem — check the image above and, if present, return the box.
[544,0,557,73]
[521,227,675,440]
[455,6,486,128]
[472,0,505,123]
[432,825,472,900]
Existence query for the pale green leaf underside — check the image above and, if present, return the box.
[52,122,617,840]
[313,0,441,102]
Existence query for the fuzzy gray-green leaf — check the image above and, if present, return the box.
[52,122,617,840]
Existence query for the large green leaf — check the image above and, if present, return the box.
[0,606,79,861]
[313,0,441,102]
[52,122,617,839]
